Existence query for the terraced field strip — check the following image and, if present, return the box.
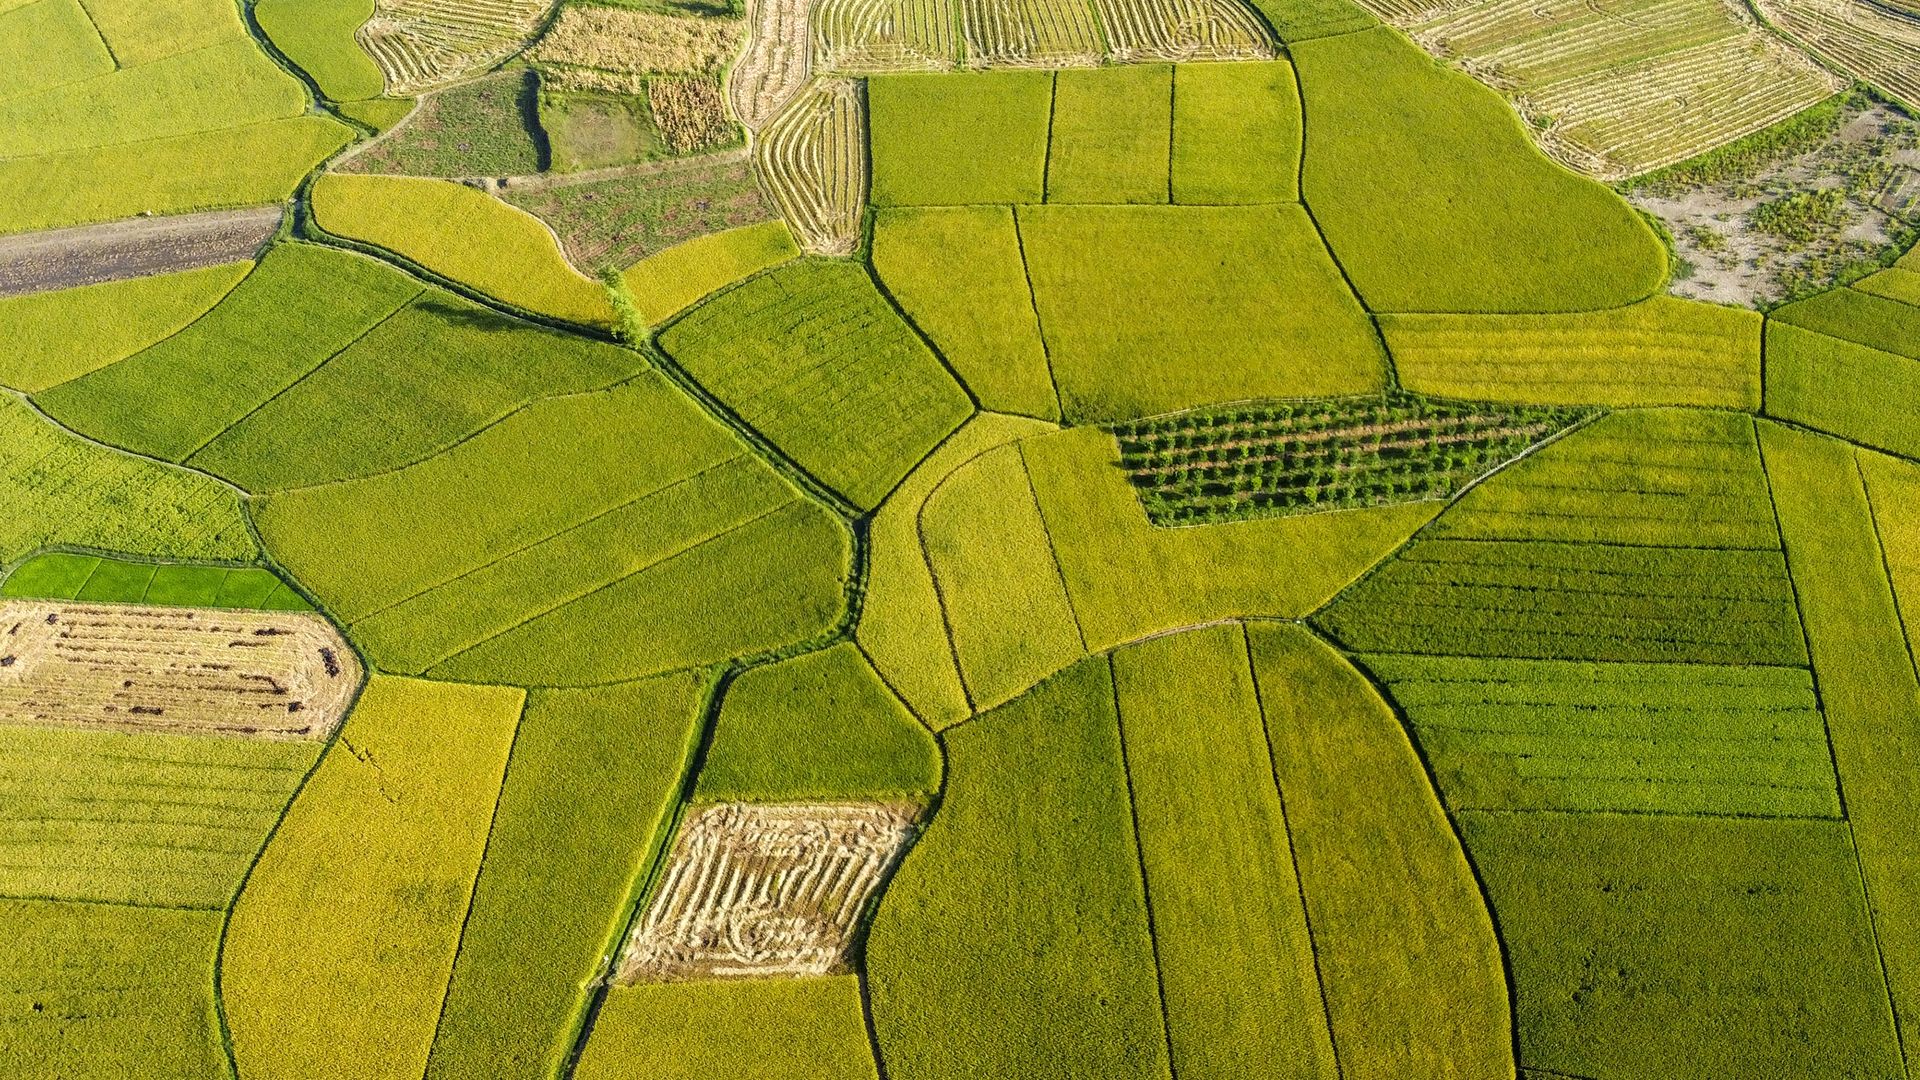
[1364,655,1839,817]
[732,0,814,129]
[1762,423,1920,1069]
[811,0,958,71]
[959,0,1103,67]
[1525,33,1843,176]
[1092,0,1274,61]
[1760,0,1920,108]
[357,0,554,93]
[0,207,279,298]
[755,79,866,256]
[0,601,360,740]
[0,723,317,908]
[1373,0,1843,177]
[619,801,918,981]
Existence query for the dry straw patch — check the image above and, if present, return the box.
[732,0,815,128]
[756,77,867,254]
[532,5,744,76]
[619,801,917,981]
[650,77,736,152]
[1758,0,1920,108]
[0,601,360,741]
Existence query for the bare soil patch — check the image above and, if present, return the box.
[0,207,281,298]
[0,601,361,740]
[1628,101,1920,306]
[618,801,917,981]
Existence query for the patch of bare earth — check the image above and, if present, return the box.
[618,801,917,982]
[0,601,361,740]
[0,207,281,298]
[1627,102,1920,306]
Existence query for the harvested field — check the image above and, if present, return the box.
[1092,0,1274,61]
[755,78,866,255]
[959,0,1103,66]
[1760,0,1920,108]
[1390,0,1844,177]
[732,0,814,128]
[530,5,742,76]
[649,77,735,153]
[357,0,555,94]
[618,801,918,981]
[812,0,959,71]
[0,207,279,298]
[0,601,361,740]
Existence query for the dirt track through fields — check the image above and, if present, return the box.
[618,801,917,981]
[0,600,361,740]
[0,207,282,298]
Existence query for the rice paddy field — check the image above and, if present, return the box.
[5,1,1920,1076]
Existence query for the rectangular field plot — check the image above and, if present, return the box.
[1424,408,1782,549]
[1395,0,1843,176]
[1365,656,1839,817]
[1017,204,1385,421]
[576,977,878,1080]
[0,900,226,1078]
[1046,64,1172,203]
[958,0,1103,66]
[0,724,317,907]
[868,70,1054,205]
[658,259,972,510]
[1765,322,1920,460]
[1460,812,1903,1078]
[0,601,361,740]
[1315,539,1809,665]
[812,0,959,71]
[1382,296,1762,408]
[2,554,308,611]
[619,802,918,981]
[1171,60,1300,204]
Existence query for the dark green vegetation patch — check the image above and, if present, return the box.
[2,553,309,611]
[341,70,546,177]
[1113,394,1590,525]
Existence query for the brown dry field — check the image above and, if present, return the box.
[532,5,743,76]
[618,801,917,982]
[0,206,282,298]
[0,601,361,740]
[731,0,814,128]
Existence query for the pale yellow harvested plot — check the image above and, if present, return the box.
[358,0,555,93]
[1758,0,1920,108]
[958,0,1102,67]
[1378,0,1843,176]
[224,676,523,1080]
[1091,0,1272,62]
[755,79,866,255]
[0,601,359,740]
[531,5,743,76]
[732,0,814,128]
[811,0,958,71]
[619,802,918,981]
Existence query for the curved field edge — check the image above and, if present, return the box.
[864,623,1512,1078]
